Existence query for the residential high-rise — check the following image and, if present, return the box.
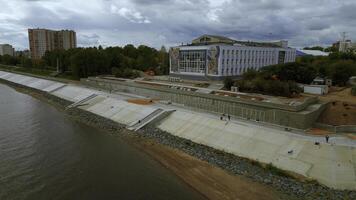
[28,28,76,59]
[0,44,15,56]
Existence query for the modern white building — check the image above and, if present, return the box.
[296,49,329,57]
[170,35,296,80]
[0,44,15,56]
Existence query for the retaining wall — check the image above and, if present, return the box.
[82,77,326,130]
[315,123,356,133]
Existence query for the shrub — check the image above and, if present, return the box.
[223,77,234,90]
[234,78,301,97]
[352,86,356,96]
[112,67,140,79]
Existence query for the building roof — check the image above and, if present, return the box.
[190,34,288,48]
[297,50,329,56]
[192,35,236,45]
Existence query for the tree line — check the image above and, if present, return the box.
[224,52,356,97]
[0,44,170,79]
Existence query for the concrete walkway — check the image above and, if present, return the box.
[1,70,355,190]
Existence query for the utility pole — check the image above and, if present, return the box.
[342,32,347,43]
[340,32,348,52]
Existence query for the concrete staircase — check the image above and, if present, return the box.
[127,108,175,131]
[66,94,98,109]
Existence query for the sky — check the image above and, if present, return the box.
[0,0,355,50]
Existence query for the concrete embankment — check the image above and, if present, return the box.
[1,71,356,199]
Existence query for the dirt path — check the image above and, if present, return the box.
[135,140,287,200]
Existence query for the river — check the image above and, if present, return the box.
[0,84,205,200]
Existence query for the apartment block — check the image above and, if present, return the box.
[28,28,76,59]
[0,44,15,56]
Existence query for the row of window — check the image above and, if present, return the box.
[221,49,295,62]
[222,49,275,59]
[221,57,274,67]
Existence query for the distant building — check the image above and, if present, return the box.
[28,28,77,59]
[303,85,329,95]
[296,50,329,57]
[311,77,332,87]
[170,35,296,80]
[333,40,356,52]
[15,50,30,58]
[0,44,15,56]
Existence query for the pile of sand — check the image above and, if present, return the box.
[126,98,155,105]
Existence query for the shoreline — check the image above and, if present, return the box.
[1,79,355,200]
[2,82,285,200]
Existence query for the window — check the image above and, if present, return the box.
[178,50,206,73]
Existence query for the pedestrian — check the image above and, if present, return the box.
[220,116,223,120]
[325,135,329,143]
[228,115,231,121]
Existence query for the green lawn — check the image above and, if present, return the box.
[0,64,54,76]
[0,64,78,80]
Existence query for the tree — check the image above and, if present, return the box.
[223,77,234,90]
[243,69,258,80]
[330,61,356,86]
[303,46,324,51]
[324,46,338,53]
[157,46,169,75]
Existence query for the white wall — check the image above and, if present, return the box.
[304,85,328,95]
[218,45,296,76]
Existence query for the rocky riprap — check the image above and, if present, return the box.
[135,126,356,200]
[2,79,355,200]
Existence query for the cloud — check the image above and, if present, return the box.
[0,0,356,50]
[110,5,151,24]
[77,33,101,47]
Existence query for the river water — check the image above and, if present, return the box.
[0,84,204,200]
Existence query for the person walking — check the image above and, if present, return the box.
[325,135,329,143]
[228,115,231,121]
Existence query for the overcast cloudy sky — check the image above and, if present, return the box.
[0,0,355,50]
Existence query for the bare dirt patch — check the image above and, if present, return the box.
[307,128,333,136]
[318,101,356,125]
[319,87,356,104]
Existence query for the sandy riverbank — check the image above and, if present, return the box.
[133,139,287,200]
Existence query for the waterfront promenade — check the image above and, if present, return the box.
[1,70,355,190]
